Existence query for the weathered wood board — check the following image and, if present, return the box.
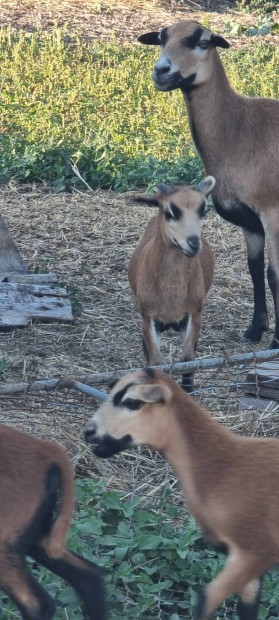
[239,395,277,412]
[0,276,73,326]
[240,360,279,405]
[0,215,74,326]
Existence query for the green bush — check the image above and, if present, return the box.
[237,0,279,14]
[0,28,278,191]
[1,478,279,618]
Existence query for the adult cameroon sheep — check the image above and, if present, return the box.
[138,20,279,348]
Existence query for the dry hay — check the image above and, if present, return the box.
[0,0,277,48]
[0,183,279,502]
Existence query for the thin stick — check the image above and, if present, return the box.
[69,160,93,192]
[0,348,278,399]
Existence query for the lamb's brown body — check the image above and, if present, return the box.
[128,179,214,389]
[0,425,106,620]
[85,368,279,619]
[138,20,279,349]
[129,217,213,323]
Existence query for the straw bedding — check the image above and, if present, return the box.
[0,183,278,497]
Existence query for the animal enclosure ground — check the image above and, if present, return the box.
[0,0,279,617]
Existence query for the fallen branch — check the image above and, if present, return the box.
[0,348,278,400]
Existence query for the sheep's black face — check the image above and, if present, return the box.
[86,432,134,458]
[153,68,197,93]
[138,21,229,94]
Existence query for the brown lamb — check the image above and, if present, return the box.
[128,177,215,390]
[0,424,106,620]
[85,367,279,620]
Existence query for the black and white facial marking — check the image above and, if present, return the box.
[160,181,214,257]
[92,433,133,458]
[138,21,229,93]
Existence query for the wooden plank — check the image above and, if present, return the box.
[0,273,59,285]
[242,385,279,401]
[0,283,73,326]
[239,395,276,411]
[244,361,279,397]
[0,214,27,274]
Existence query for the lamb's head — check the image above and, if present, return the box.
[133,176,215,257]
[138,20,229,92]
[84,369,176,457]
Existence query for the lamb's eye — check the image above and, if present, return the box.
[122,398,142,410]
[199,40,209,49]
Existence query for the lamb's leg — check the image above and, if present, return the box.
[30,545,107,620]
[181,312,201,392]
[242,229,268,342]
[0,548,55,620]
[237,577,262,620]
[194,549,268,620]
[142,317,164,366]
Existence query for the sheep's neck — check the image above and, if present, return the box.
[163,400,236,517]
[182,52,239,170]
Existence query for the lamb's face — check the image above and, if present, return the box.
[159,184,210,257]
[132,176,215,258]
[138,20,229,93]
[84,369,173,457]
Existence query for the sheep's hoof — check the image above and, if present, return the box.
[243,323,268,343]
[194,589,207,620]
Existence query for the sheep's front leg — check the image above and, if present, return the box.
[142,317,164,366]
[0,550,55,619]
[242,229,269,342]
[181,312,201,392]
[194,549,268,620]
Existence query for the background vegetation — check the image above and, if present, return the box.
[0,28,278,191]
[0,1,279,616]
[1,479,279,619]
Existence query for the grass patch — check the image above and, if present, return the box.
[0,28,278,191]
[1,479,279,618]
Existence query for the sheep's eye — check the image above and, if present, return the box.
[122,398,142,410]
[199,40,209,49]
[164,203,182,221]
[198,200,208,218]
[164,209,174,221]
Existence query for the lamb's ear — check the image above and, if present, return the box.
[157,183,174,195]
[210,34,230,49]
[197,176,215,197]
[133,193,160,207]
[134,383,172,404]
[138,31,161,45]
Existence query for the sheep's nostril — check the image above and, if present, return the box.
[154,59,171,76]
[187,236,200,251]
[84,424,97,444]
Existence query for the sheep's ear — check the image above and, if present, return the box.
[134,383,172,404]
[133,193,160,207]
[210,34,230,49]
[138,31,161,45]
[197,176,215,196]
[157,183,174,195]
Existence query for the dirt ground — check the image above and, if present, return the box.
[0,0,279,492]
[0,183,278,490]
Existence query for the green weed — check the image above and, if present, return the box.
[1,478,279,618]
[0,28,278,191]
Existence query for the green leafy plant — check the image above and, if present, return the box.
[0,28,277,192]
[1,478,279,618]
